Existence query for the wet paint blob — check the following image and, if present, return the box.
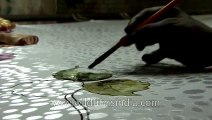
[53,67,112,81]
[83,79,150,96]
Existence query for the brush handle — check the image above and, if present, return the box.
[88,42,121,69]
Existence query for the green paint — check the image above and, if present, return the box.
[53,67,150,96]
[53,67,112,81]
[83,79,150,96]
[5,6,12,15]
[6,0,12,3]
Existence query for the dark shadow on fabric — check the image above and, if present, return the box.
[118,63,212,75]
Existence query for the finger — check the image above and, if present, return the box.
[125,6,162,34]
[121,35,135,47]
[142,49,165,64]
[125,6,185,34]
[127,18,178,49]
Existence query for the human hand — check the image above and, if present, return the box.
[124,6,212,68]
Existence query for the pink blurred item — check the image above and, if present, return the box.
[0,53,15,61]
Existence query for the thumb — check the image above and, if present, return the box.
[142,49,165,64]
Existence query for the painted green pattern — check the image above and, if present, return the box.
[53,67,112,81]
[53,67,150,96]
[83,79,150,96]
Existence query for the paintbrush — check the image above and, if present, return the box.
[88,0,181,69]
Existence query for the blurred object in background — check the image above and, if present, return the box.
[0,17,16,32]
[0,0,56,15]
[0,0,58,23]
[0,0,212,22]
[65,0,85,8]
[58,0,212,21]
[57,0,132,20]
